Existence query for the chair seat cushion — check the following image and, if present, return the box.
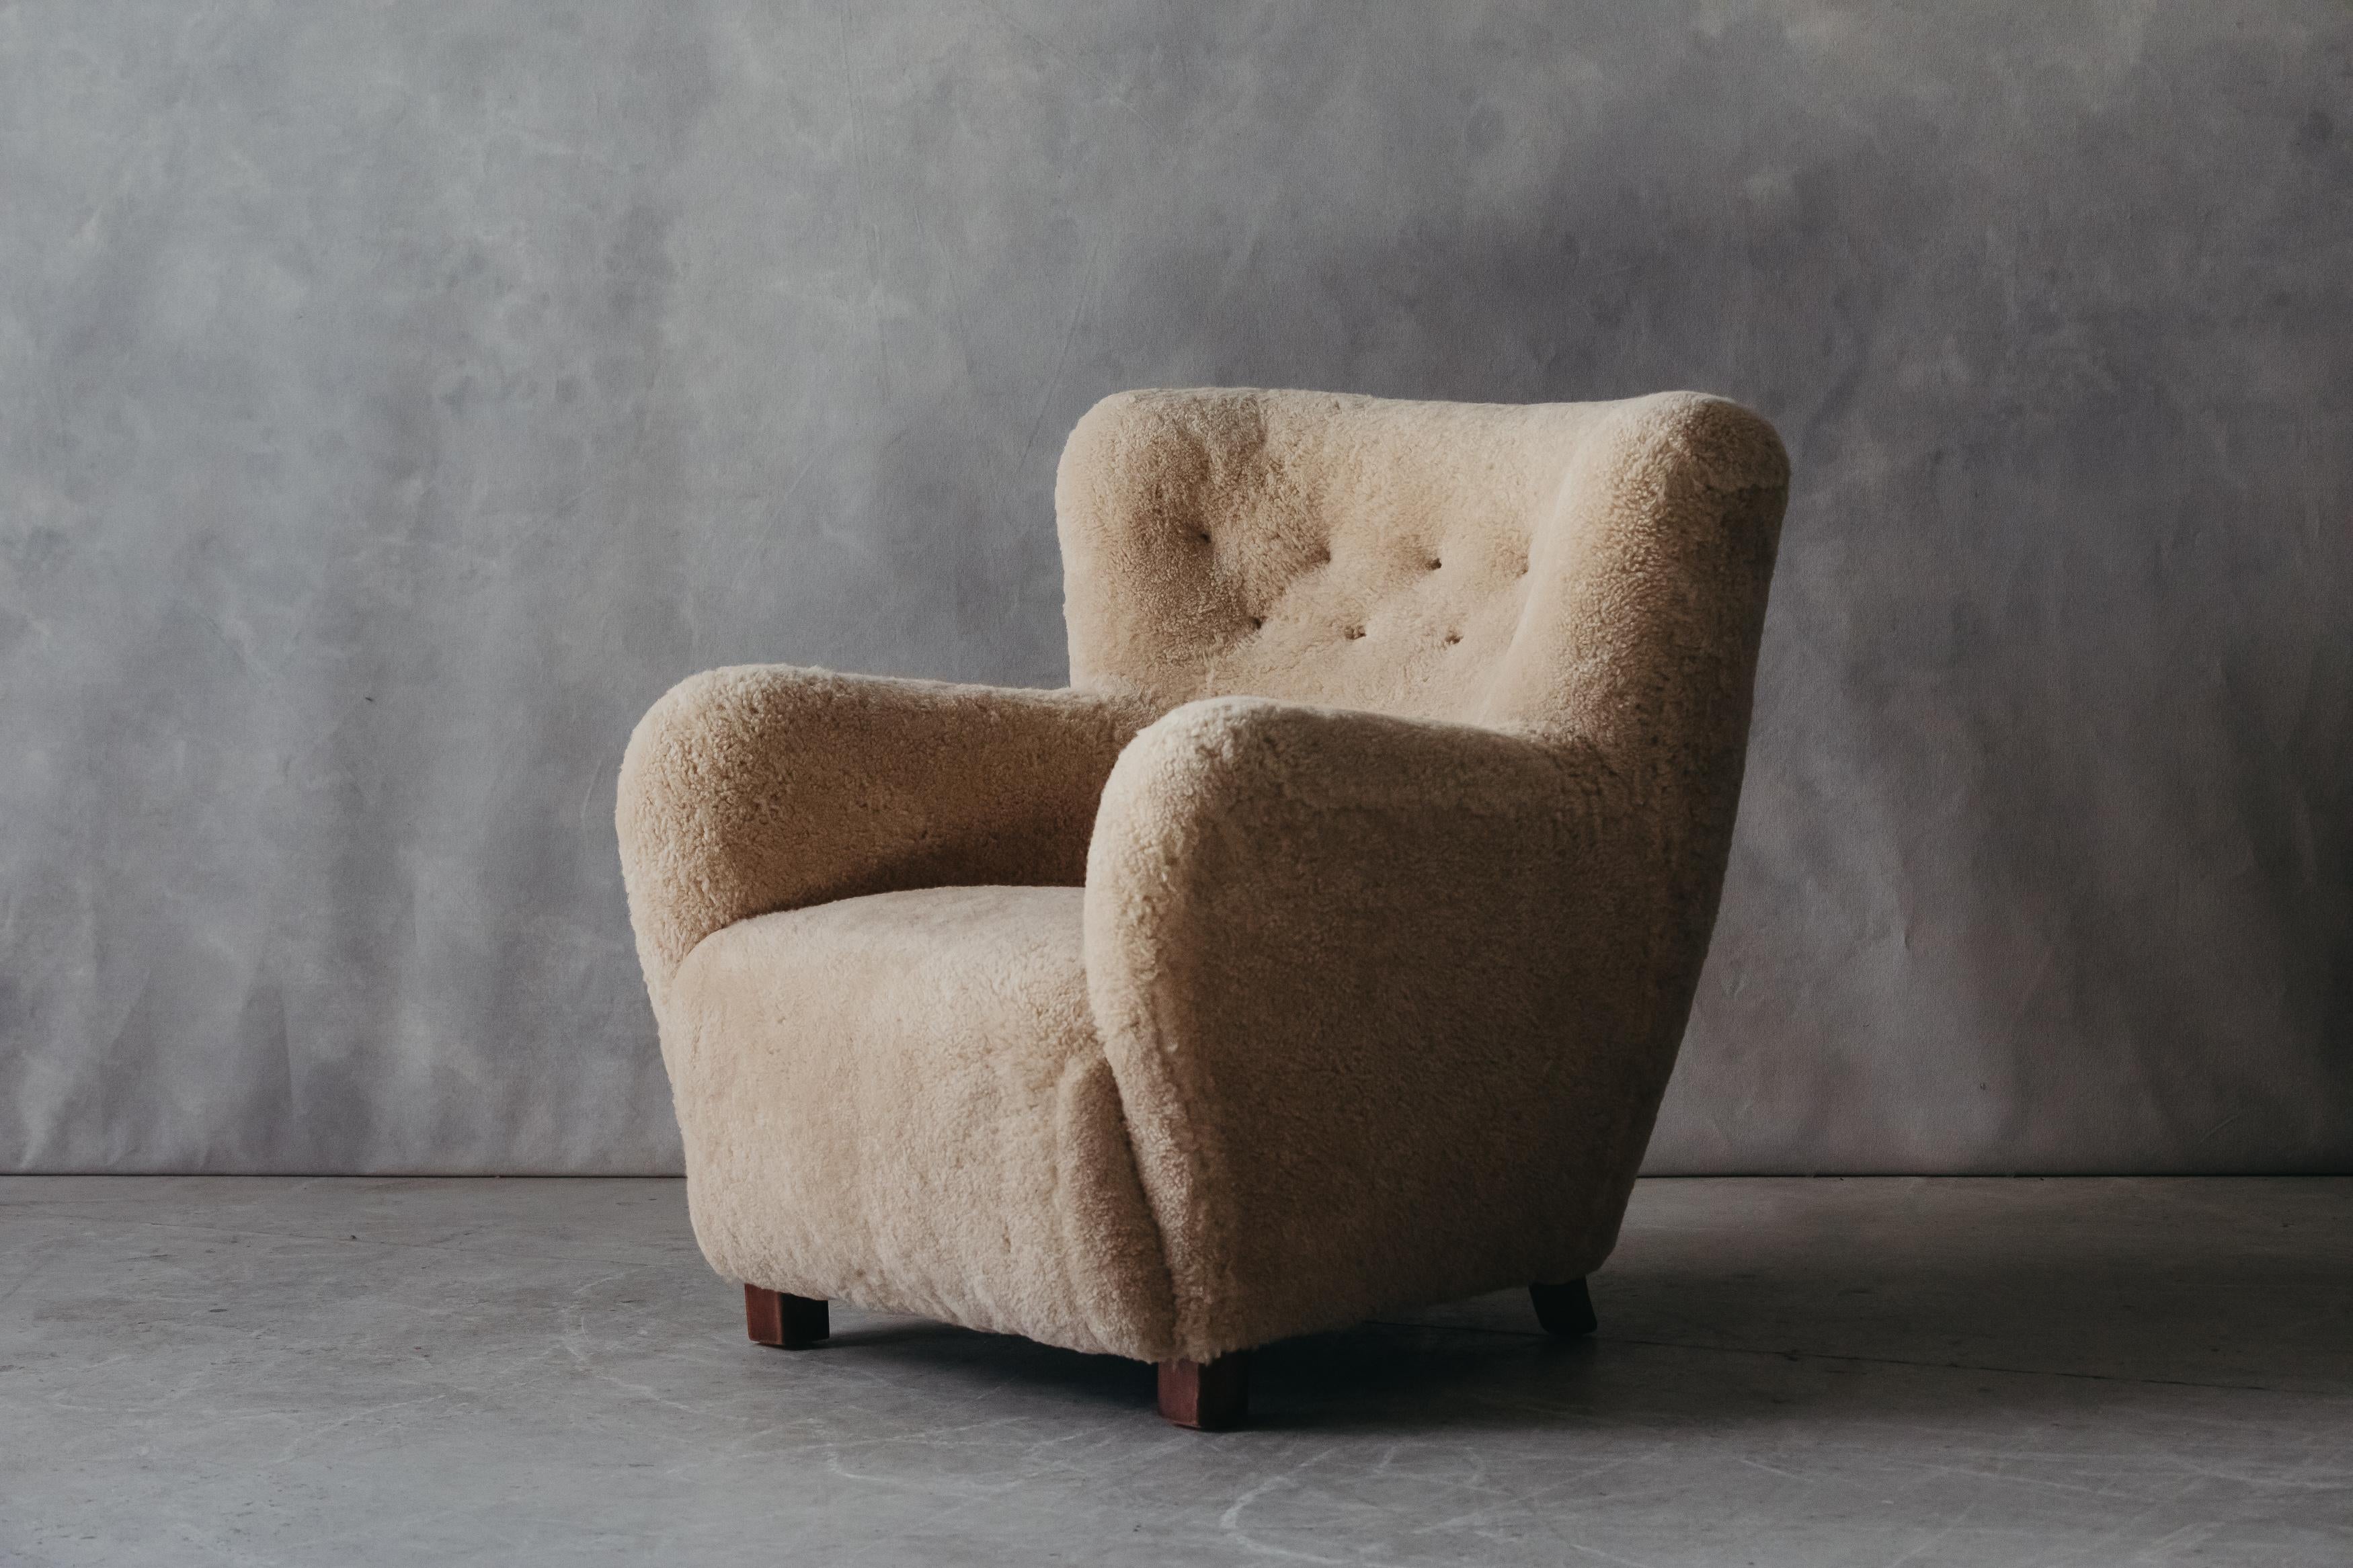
[663,885,1177,1360]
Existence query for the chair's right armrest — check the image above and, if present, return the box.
[1082,696,1683,1360]
[617,665,1163,1009]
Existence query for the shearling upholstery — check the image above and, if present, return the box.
[668,886,1172,1357]
[619,387,1788,1364]
[617,668,1162,1013]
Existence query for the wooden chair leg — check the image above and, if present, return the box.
[1157,1353,1248,1430]
[1530,1278,1597,1338]
[744,1284,829,1350]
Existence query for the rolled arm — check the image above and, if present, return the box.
[1084,696,1702,1359]
[619,665,1162,1009]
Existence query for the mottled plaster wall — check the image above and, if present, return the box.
[3,2,2347,1171]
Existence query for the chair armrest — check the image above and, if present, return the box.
[619,665,1162,1009]
[1084,696,1705,1359]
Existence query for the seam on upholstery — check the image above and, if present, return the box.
[1147,725,1242,1358]
[1096,1061,1181,1360]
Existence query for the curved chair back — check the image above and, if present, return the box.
[1055,386,1789,859]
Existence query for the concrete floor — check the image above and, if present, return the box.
[2,1178,2346,1566]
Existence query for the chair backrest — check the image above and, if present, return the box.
[1055,387,1788,766]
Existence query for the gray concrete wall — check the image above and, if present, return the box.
[3,1,2346,1173]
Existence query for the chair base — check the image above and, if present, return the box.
[1529,1278,1597,1338]
[740,1288,1568,1419]
[1156,1354,1249,1430]
[745,1284,830,1349]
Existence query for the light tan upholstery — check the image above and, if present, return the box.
[668,886,1172,1357]
[619,388,1788,1362]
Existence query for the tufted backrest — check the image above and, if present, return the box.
[1055,387,1788,761]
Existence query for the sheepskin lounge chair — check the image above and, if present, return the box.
[618,388,1788,1430]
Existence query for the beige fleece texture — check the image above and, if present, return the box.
[619,388,1788,1363]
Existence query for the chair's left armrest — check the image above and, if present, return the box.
[1084,696,1705,1360]
[618,665,1162,1009]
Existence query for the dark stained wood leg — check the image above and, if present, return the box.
[1530,1278,1597,1338]
[744,1283,830,1350]
[1156,1353,1249,1431]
